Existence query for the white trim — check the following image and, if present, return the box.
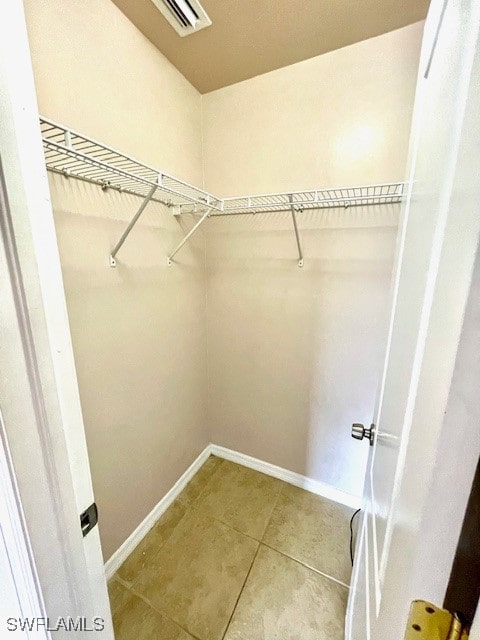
[0,411,50,640]
[104,446,212,579]
[210,445,362,510]
[105,443,361,579]
[1,2,114,632]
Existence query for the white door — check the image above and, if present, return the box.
[346,1,480,638]
[0,2,113,636]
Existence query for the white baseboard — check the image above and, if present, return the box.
[209,444,362,510]
[105,443,361,579]
[104,445,212,580]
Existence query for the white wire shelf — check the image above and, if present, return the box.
[38,116,406,267]
[216,182,405,216]
[39,117,223,211]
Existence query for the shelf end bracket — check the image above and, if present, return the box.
[289,195,304,268]
[167,208,212,266]
[109,181,158,267]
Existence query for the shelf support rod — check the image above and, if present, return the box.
[289,195,304,268]
[167,208,212,266]
[109,183,158,267]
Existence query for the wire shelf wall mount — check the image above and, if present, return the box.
[40,117,405,268]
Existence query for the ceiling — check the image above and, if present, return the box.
[112,0,430,94]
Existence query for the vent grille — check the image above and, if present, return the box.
[151,0,211,37]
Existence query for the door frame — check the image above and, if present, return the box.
[0,1,113,636]
[0,409,49,640]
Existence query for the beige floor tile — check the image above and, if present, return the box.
[177,455,224,507]
[193,460,283,539]
[109,579,194,640]
[133,510,259,640]
[117,455,223,586]
[108,578,131,618]
[224,545,348,640]
[262,484,354,585]
[117,499,187,585]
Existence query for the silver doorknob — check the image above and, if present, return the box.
[351,423,375,446]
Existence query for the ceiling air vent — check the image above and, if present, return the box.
[151,0,212,37]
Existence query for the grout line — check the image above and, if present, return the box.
[220,541,261,640]
[112,462,350,640]
[113,458,224,589]
[260,482,284,540]
[258,481,352,589]
[176,455,224,511]
[209,444,362,510]
[260,541,351,590]
[116,504,189,585]
[210,516,261,544]
[107,443,360,579]
[125,580,203,640]
[109,575,191,635]
[188,457,225,507]
[209,514,351,591]
[113,575,129,589]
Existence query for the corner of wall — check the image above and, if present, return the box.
[199,91,212,447]
[200,93,206,192]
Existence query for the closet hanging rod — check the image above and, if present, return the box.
[45,164,172,208]
[206,201,402,217]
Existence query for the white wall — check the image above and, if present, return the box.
[24,0,202,183]
[0,0,111,623]
[24,0,207,560]
[202,23,424,196]
[203,23,423,498]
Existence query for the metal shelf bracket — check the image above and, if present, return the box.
[167,208,212,266]
[109,182,158,267]
[289,195,304,268]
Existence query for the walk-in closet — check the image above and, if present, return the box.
[20,0,429,637]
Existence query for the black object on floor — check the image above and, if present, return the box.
[350,509,361,566]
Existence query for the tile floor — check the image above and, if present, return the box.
[108,456,354,640]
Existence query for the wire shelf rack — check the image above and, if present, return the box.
[39,117,223,211]
[217,183,405,216]
[38,116,406,267]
